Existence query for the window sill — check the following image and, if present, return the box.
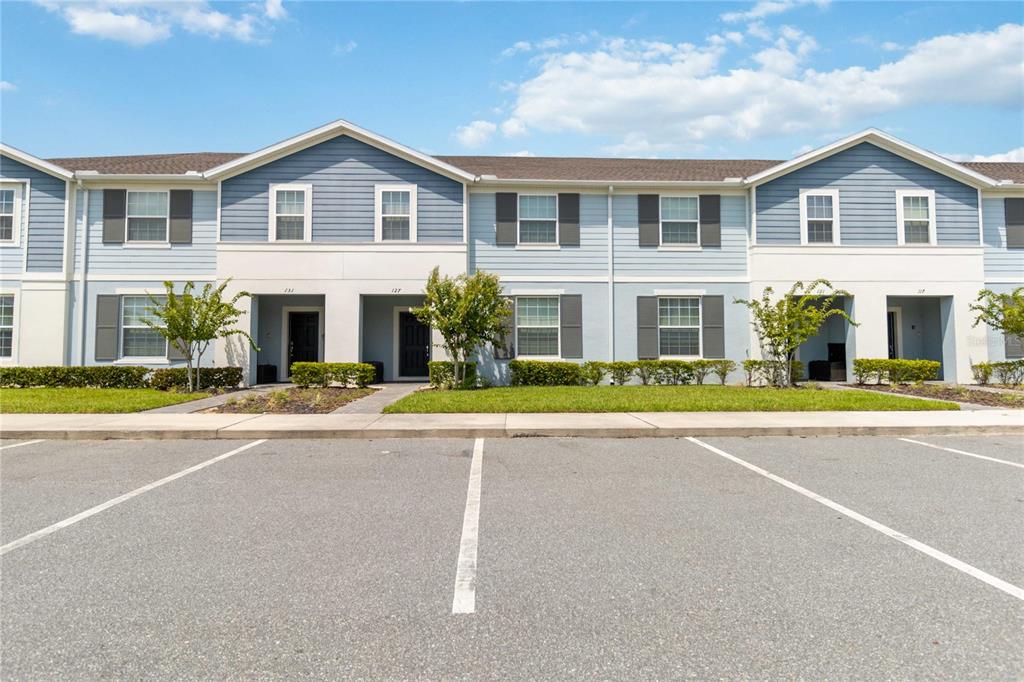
[515,244,560,250]
[659,355,703,360]
[376,239,417,244]
[0,242,21,248]
[114,357,171,365]
[123,242,172,249]
[657,245,702,251]
[516,355,562,361]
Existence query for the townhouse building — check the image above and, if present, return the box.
[1,120,1021,385]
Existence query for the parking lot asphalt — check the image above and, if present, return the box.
[1,435,1021,679]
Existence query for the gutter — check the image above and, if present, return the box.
[76,181,88,366]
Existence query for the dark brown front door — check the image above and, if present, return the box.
[398,311,430,378]
[288,311,319,372]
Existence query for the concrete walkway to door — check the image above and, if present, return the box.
[332,383,428,414]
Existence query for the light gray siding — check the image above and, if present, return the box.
[982,198,1024,281]
[469,192,608,277]
[220,135,463,243]
[74,190,217,276]
[756,142,979,245]
[0,154,66,273]
[613,194,748,277]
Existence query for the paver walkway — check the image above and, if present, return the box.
[332,382,427,414]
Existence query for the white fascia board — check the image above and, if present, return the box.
[472,179,746,190]
[0,143,74,180]
[202,118,476,183]
[744,129,998,189]
[75,172,215,186]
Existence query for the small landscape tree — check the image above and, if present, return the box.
[970,286,1024,346]
[734,279,856,387]
[145,279,257,392]
[413,267,512,389]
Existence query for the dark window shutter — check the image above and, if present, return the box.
[1005,198,1024,248]
[95,295,120,361]
[102,189,126,244]
[637,296,658,360]
[701,295,725,359]
[558,193,580,247]
[493,297,516,359]
[169,189,193,244]
[559,294,583,358]
[699,195,721,247]
[1006,333,1024,360]
[495,193,518,246]
[638,194,660,247]
[168,339,187,360]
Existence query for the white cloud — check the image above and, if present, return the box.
[454,120,497,148]
[881,41,903,52]
[37,1,286,45]
[500,118,528,137]
[946,147,1024,162]
[334,40,357,54]
[0,81,18,92]
[491,24,1024,154]
[502,40,532,57]
[722,0,830,23]
[508,150,535,157]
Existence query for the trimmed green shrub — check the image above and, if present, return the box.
[653,360,693,385]
[427,361,477,389]
[971,363,993,385]
[0,365,150,389]
[993,359,1024,386]
[290,362,376,388]
[509,360,583,386]
[690,360,714,385]
[634,360,661,385]
[742,359,805,387]
[852,358,940,385]
[149,367,243,391]
[581,361,609,386]
[607,361,637,386]
[710,359,737,385]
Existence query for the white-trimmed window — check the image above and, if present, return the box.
[516,296,559,357]
[120,295,167,358]
[0,185,22,245]
[375,184,417,242]
[518,195,557,244]
[0,294,13,358]
[799,189,840,245]
[126,191,169,242]
[658,297,701,357]
[661,196,699,245]
[269,184,312,242]
[896,189,936,245]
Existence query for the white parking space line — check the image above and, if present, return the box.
[0,439,46,452]
[452,437,484,615]
[898,438,1024,470]
[686,437,1024,603]
[0,439,267,556]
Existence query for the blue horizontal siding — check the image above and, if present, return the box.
[982,198,1024,280]
[613,194,748,276]
[756,142,979,246]
[469,193,608,277]
[75,190,217,276]
[0,154,66,273]
[221,135,463,243]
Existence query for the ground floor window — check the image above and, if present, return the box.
[0,294,13,357]
[121,295,167,358]
[658,297,700,357]
[516,296,559,357]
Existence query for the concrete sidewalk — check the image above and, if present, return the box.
[1,409,1021,440]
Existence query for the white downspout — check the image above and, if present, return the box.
[607,185,615,361]
[77,184,88,365]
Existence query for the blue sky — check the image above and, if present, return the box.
[1,1,1022,162]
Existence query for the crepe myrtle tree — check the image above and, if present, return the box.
[970,286,1024,345]
[413,267,512,389]
[734,279,856,387]
[145,279,257,392]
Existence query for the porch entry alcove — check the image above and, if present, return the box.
[253,294,326,382]
[885,295,951,380]
[360,294,431,382]
[796,296,854,382]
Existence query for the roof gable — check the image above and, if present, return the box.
[0,144,74,181]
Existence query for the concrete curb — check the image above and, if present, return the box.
[2,410,1022,440]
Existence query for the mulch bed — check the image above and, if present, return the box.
[207,387,377,414]
[849,384,1024,409]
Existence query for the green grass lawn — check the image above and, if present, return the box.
[384,384,959,413]
[0,388,211,413]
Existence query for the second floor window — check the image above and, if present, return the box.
[269,184,312,242]
[659,297,701,357]
[0,294,13,358]
[516,296,559,357]
[661,196,699,245]
[519,195,557,244]
[381,190,411,241]
[897,191,935,245]
[0,187,18,243]
[126,191,169,242]
[800,189,840,245]
[121,295,167,358]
